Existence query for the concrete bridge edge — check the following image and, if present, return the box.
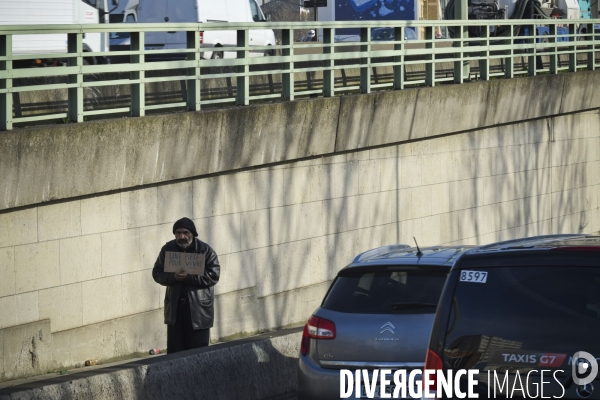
[2,71,599,213]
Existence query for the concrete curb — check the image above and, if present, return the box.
[0,328,302,400]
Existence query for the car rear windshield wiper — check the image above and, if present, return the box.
[389,302,438,310]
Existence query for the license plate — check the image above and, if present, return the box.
[361,384,418,399]
[361,384,394,398]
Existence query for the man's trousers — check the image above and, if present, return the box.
[167,297,210,353]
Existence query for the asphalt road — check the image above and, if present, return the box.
[266,392,297,400]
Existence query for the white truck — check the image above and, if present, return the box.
[109,0,138,23]
[0,0,119,65]
[136,0,276,59]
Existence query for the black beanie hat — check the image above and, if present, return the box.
[173,217,198,237]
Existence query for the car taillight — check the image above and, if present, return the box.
[300,315,336,356]
[198,31,204,44]
[307,315,336,339]
[423,348,444,397]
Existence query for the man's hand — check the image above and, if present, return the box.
[174,271,187,281]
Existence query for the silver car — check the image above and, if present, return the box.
[297,244,474,400]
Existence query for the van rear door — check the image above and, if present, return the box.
[248,0,267,56]
[165,0,197,49]
[138,0,168,48]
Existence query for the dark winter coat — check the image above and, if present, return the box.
[152,238,220,329]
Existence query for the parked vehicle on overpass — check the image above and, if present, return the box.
[136,0,276,59]
[371,27,417,40]
[297,244,474,400]
[424,234,600,399]
[443,0,592,40]
[533,25,570,41]
[0,0,119,65]
[109,0,138,52]
[334,27,418,42]
[112,0,138,22]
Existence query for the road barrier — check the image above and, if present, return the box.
[0,329,302,400]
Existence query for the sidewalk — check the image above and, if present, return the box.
[0,328,302,400]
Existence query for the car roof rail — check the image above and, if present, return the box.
[352,244,410,263]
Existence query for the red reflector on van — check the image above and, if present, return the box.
[551,246,600,252]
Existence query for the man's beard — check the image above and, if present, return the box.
[177,238,193,248]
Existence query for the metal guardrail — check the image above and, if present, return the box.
[0,20,599,130]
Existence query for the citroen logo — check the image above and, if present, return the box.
[380,322,395,335]
[577,383,594,398]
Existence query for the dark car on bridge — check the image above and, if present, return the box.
[371,27,417,41]
[424,234,600,399]
[297,244,474,399]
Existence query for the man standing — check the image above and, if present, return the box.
[152,217,220,353]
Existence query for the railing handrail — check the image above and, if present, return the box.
[0,18,598,33]
[1,19,599,131]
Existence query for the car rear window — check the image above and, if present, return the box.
[321,268,448,314]
[443,266,600,371]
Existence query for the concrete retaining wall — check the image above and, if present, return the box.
[0,329,302,400]
[0,71,599,382]
[3,71,599,212]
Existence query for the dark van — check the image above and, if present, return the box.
[425,234,600,399]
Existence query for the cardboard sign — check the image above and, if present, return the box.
[164,252,205,275]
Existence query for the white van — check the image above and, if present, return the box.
[0,0,117,64]
[137,0,276,59]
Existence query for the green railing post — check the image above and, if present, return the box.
[590,4,599,70]
[480,26,489,81]
[236,29,249,106]
[454,0,469,82]
[67,32,84,123]
[186,30,201,111]
[549,24,558,74]
[393,26,404,90]
[425,26,435,87]
[586,22,595,70]
[569,23,576,72]
[130,31,145,117]
[282,29,294,101]
[527,24,537,76]
[453,25,466,83]
[360,27,370,94]
[504,25,514,79]
[0,34,12,131]
[323,28,334,97]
